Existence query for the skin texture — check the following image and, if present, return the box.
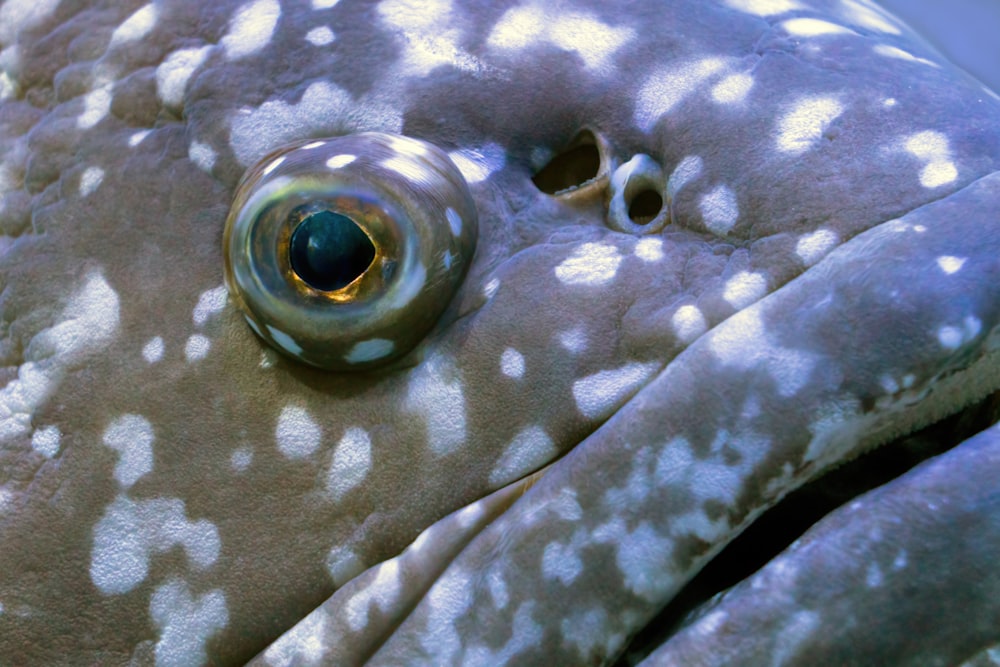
[0,0,998,665]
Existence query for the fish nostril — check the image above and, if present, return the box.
[532,130,603,195]
[628,189,663,224]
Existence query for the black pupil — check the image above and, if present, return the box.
[289,211,376,291]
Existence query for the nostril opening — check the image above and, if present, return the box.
[627,189,663,224]
[532,134,601,195]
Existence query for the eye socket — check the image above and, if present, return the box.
[224,133,478,371]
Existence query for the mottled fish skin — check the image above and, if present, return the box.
[0,1,998,666]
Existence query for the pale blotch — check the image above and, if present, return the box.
[189,141,217,172]
[781,18,855,36]
[672,305,707,344]
[306,25,335,46]
[866,562,884,588]
[103,414,154,488]
[327,546,365,588]
[327,427,372,501]
[193,285,228,326]
[381,156,428,182]
[262,155,286,176]
[79,167,104,197]
[377,0,483,77]
[796,228,839,266]
[276,405,321,459]
[31,425,61,458]
[263,610,329,666]
[325,154,356,170]
[446,208,462,236]
[937,316,981,351]
[558,328,588,354]
[0,0,62,44]
[231,447,253,472]
[699,184,739,235]
[904,131,957,189]
[109,3,159,47]
[667,155,704,198]
[448,144,505,183]
[184,334,211,362]
[555,243,623,286]
[302,140,326,150]
[723,0,803,16]
[873,44,939,68]
[573,362,659,420]
[346,560,402,633]
[562,608,620,662]
[542,540,583,586]
[129,130,152,147]
[489,426,555,486]
[487,569,509,610]
[345,339,394,363]
[500,348,525,379]
[78,84,112,129]
[483,278,501,299]
[635,237,664,262]
[594,518,672,602]
[711,73,753,104]
[222,0,281,60]
[841,2,901,34]
[776,96,843,154]
[635,58,728,130]
[404,353,467,456]
[143,336,165,364]
[156,46,212,109]
[884,98,897,108]
[937,256,967,275]
[267,325,303,356]
[312,0,340,7]
[723,272,767,310]
[150,579,229,667]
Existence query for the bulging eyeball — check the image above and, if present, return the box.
[224,133,478,370]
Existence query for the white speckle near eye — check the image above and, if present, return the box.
[723,272,767,309]
[672,305,707,343]
[222,0,281,60]
[276,405,321,459]
[306,25,335,46]
[542,540,583,585]
[78,83,112,129]
[489,426,555,486]
[267,325,302,356]
[937,326,963,350]
[312,0,340,7]
[500,348,525,379]
[782,18,854,36]
[902,132,958,188]
[381,156,427,182]
[31,425,61,458]
[937,256,967,275]
[723,0,803,16]
[327,546,365,587]
[262,155,286,175]
[842,2,901,34]
[635,58,728,130]
[405,353,467,456]
[776,96,843,154]
[79,167,104,197]
[557,328,588,354]
[699,184,739,235]
[193,286,228,326]
[345,338,394,363]
[573,362,659,420]
[302,141,326,150]
[231,447,253,472]
[446,208,462,236]
[184,334,211,362]
[142,337,164,364]
[796,228,839,266]
[555,243,623,286]
[326,154,356,170]
[156,46,212,109]
[189,141,217,172]
[920,162,958,188]
[873,44,938,67]
[150,579,229,667]
[667,155,704,198]
[109,4,158,47]
[483,278,500,299]
[103,414,154,488]
[884,98,897,108]
[635,237,664,262]
[327,427,372,501]
[711,73,753,104]
[448,145,505,184]
[128,130,152,147]
[0,0,61,43]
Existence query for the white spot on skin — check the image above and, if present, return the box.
[448,145,505,183]
[312,0,340,7]
[189,141,216,172]
[557,328,588,354]
[377,0,485,77]
[103,415,154,488]
[483,278,500,299]
[231,448,253,472]
[937,256,967,275]
[345,339,394,363]
[487,569,509,610]
[555,243,623,286]
[781,18,855,36]
[672,305,708,344]
[667,155,703,198]
[0,273,119,443]
[302,141,326,150]
[937,316,981,351]
[841,2,900,34]
[327,546,365,587]
[31,425,61,458]
[723,271,767,309]
[873,44,938,68]
[327,427,372,501]
[109,4,159,47]
[150,579,228,667]
[711,73,753,104]
[904,131,957,189]
[222,0,281,60]
[91,495,220,595]
[404,354,467,456]
[446,208,462,237]
[561,608,622,661]
[276,405,321,459]
[884,98,897,108]
[143,337,165,364]
[573,363,659,420]
[594,519,673,602]
[500,348,525,379]
[866,562,884,588]
[267,325,302,356]
[920,162,958,189]
[542,539,583,585]
[193,286,228,326]
[262,155,286,176]
[635,238,664,262]
[635,58,729,130]
[129,130,152,147]
[796,229,839,266]
[776,96,843,154]
[723,0,803,16]
[699,185,739,235]
[381,156,430,182]
[325,154,356,170]
[0,0,62,44]
[306,25,335,46]
[156,46,212,110]
[78,84,112,129]
[184,334,211,362]
[893,550,908,570]
[488,426,555,487]
[263,609,329,666]
[346,560,403,632]
[79,167,104,197]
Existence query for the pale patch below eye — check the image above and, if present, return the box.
[78,84,112,129]
[276,405,321,459]
[776,96,843,154]
[711,73,753,104]
[31,425,61,458]
[189,141,217,172]
[796,228,839,266]
[184,334,211,362]
[500,348,525,379]
[142,336,164,364]
[448,145,505,184]
[103,414,154,488]
[325,154,356,170]
[672,305,707,343]
[667,155,704,198]
[483,278,501,299]
[555,243,623,286]
[937,256,967,275]
[306,26,335,46]
[698,184,739,236]
[79,167,104,197]
[150,580,229,667]
[222,0,281,60]
[635,237,664,262]
[489,426,555,486]
[723,271,767,309]
[193,285,228,326]
[326,427,372,501]
[572,362,659,420]
[155,46,212,109]
[781,18,855,36]
[722,0,804,16]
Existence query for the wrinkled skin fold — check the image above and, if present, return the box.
[0,0,999,665]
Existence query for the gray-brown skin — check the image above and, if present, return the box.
[1,0,999,665]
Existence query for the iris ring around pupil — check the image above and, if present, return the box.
[288,210,376,292]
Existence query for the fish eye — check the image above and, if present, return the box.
[224,133,478,371]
